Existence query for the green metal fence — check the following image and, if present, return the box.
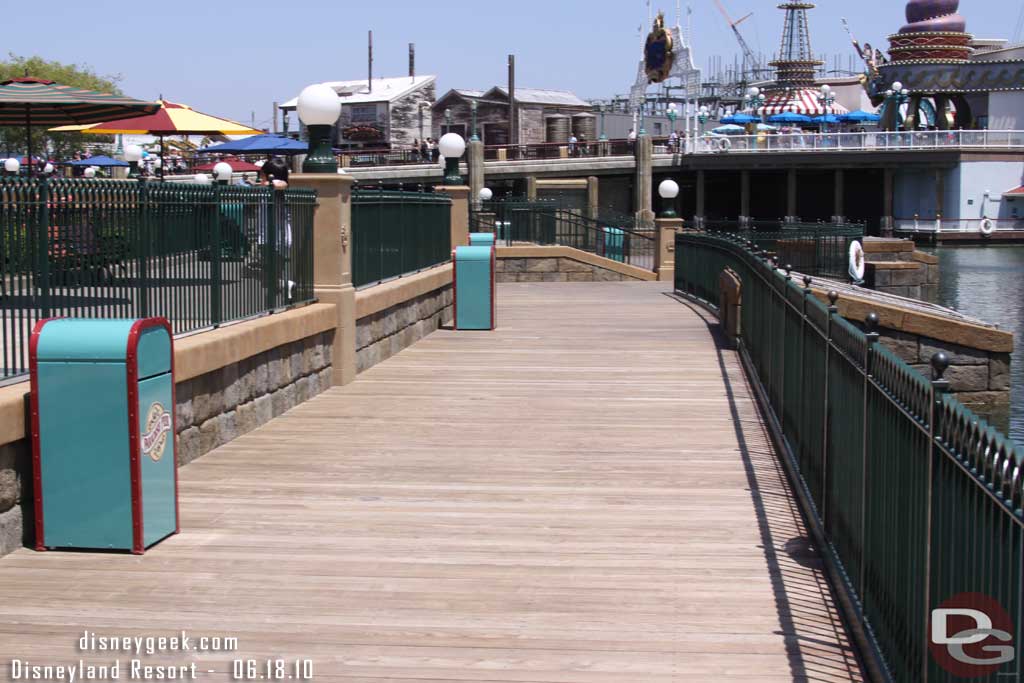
[1,177,316,382]
[351,186,452,289]
[674,231,1023,682]
[744,224,864,280]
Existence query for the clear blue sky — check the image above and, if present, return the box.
[6,0,1013,127]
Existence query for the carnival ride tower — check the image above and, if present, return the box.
[769,2,824,90]
[879,0,974,130]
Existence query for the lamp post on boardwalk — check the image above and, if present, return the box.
[667,103,678,134]
[479,187,493,202]
[439,132,465,185]
[297,83,341,173]
[4,158,19,177]
[746,87,766,121]
[214,161,233,185]
[884,81,909,130]
[125,144,143,179]
[818,84,836,133]
[698,106,710,136]
[470,100,480,142]
[658,179,680,218]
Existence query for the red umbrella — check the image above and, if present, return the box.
[193,157,261,173]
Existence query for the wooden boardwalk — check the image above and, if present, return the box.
[0,282,864,682]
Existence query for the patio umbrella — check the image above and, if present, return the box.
[66,155,128,167]
[756,123,778,131]
[720,113,759,125]
[52,100,260,177]
[812,114,842,125]
[193,157,262,173]
[712,124,747,135]
[840,109,881,123]
[196,134,307,155]
[768,112,813,124]
[0,77,158,176]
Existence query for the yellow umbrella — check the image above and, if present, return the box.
[52,100,261,176]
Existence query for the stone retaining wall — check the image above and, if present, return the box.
[863,237,940,301]
[877,332,1010,408]
[497,257,645,282]
[357,285,453,373]
[176,330,333,465]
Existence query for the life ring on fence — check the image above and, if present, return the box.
[849,240,866,283]
[980,218,995,237]
[717,137,732,152]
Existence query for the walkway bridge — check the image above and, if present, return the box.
[0,282,866,682]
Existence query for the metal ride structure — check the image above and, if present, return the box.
[712,0,763,80]
[770,2,824,90]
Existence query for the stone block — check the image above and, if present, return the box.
[237,357,256,405]
[879,331,919,365]
[927,264,940,285]
[381,308,400,339]
[236,401,257,437]
[222,363,240,412]
[503,259,527,273]
[0,505,23,557]
[494,259,505,272]
[177,427,200,466]
[942,364,991,393]
[307,372,321,398]
[198,418,221,456]
[253,357,270,396]
[288,341,303,380]
[175,394,194,432]
[295,376,311,404]
[219,411,239,444]
[0,441,26,514]
[270,384,297,417]
[891,267,926,287]
[919,338,989,366]
[517,272,545,282]
[496,273,517,283]
[253,394,273,426]
[989,353,1011,391]
[595,268,624,282]
[192,375,223,425]
[567,272,594,282]
[560,259,592,273]
[871,269,892,287]
[955,390,1011,407]
[526,258,558,273]
[542,272,569,282]
[317,367,333,391]
[356,321,374,351]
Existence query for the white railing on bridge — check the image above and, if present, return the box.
[680,130,1024,155]
[894,217,1024,234]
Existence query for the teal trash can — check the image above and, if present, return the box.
[469,232,496,247]
[453,246,496,330]
[601,227,625,262]
[30,318,180,554]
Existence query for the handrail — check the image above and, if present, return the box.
[674,231,1023,682]
[682,130,1024,155]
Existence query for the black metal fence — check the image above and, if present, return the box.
[471,199,655,272]
[351,186,452,288]
[674,231,1023,682]
[1,178,316,383]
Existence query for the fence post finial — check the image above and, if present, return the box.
[930,352,951,383]
[865,312,880,334]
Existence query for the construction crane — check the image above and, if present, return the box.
[713,0,761,77]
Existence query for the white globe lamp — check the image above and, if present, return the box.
[4,158,20,174]
[194,173,212,185]
[438,132,466,185]
[124,144,143,177]
[479,187,493,201]
[296,83,341,173]
[658,179,680,218]
[83,166,96,178]
[43,162,54,175]
[213,161,233,184]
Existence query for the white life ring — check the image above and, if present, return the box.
[717,137,732,152]
[849,241,866,282]
[980,218,995,236]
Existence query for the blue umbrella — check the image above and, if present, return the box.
[812,114,842,125]
[720,113,759,125]
[711,124,747,135]
[197,134,308,155]
[768,112,813,124]
[839,109,881,123]
[66,155,128,167]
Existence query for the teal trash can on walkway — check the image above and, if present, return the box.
[453,246,496,331]
[30,318,180,554]
[601,227,625,262]
[469,232,496,247]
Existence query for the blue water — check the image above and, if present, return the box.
[929,246,1024,443]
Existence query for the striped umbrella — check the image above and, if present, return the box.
[0,77,159,174]
[53,100,261,177]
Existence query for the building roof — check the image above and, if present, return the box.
[280,75,436,110]
[1003,186,1024,197]
[485,87,589,107]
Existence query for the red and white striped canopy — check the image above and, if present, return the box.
[754,89,850,116]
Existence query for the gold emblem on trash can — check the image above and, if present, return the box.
[141,402,172,462]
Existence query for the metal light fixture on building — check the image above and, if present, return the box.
[213,161,233,184]
[470,100,480,142]
[297,83,341,173]
[658,179,680,218]
[438,133,466,185]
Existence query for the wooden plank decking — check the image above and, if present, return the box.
[0,282,864,682]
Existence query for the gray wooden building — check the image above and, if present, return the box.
[432,87,593,146]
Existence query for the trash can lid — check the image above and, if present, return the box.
[454,245,494,262]
[33,318,171,365]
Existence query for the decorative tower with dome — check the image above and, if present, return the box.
[769,2,824,90]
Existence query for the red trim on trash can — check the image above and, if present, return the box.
[490,246,496,331]
[125,317,173,554]
[29,318,60,552]
[452,249,459,331]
